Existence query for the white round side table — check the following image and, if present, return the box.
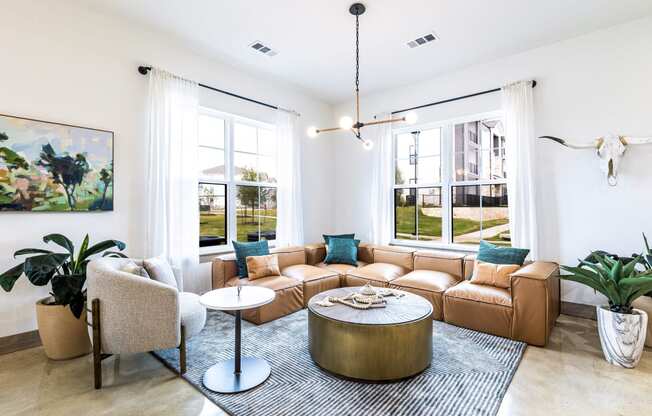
[199,285,275,393]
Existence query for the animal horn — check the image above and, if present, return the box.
[539,136,599,149]
[620,136,652,145]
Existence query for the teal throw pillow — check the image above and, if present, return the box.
[477,240,529,266]
[324,237,360,266]
[323,233,355,245]
[232,240,270,277]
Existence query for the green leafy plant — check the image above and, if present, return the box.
[641,233,652,270]
[561,251,652,314]
[0,234,126,318]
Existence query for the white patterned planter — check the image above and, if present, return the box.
[596,306,648,369]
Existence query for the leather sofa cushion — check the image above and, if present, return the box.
[444,280,512,307]
[372,246,415,270]
[413,250,465,278]
[271,246,307,269]
[226,275,301,291]
[282,264,338,283]
[347,263,408,284]
[316,261,367,275]
[470,261,521,289]
[391,270,459,293]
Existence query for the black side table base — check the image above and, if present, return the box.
[202,357,271,393]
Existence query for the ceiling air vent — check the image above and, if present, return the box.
[406,32,438,49]
[250,41,278,57]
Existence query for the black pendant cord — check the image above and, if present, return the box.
[137,66,299,116]
[353,14,362,140]
[391,81,537,115]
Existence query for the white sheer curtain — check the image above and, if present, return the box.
[145,68,200,287]
[502,80,539,259]
[368,112,394,245]
[274,109,304,247]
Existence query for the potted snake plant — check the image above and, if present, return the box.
[561,251,652,368]
[632,233,652,347]
[0,234,126,360]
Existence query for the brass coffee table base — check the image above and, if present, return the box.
[308,309,433,381]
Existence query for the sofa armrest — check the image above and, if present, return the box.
[87,261,180,354]
[510,261,560,346]
[304,243,326,265]
[212,254,238,288]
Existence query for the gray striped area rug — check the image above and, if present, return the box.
[153,309,525,416]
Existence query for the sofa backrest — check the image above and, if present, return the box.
[372,245,416,270]
[414,250,465,281]
[463,254,476,280]
[211,245,306,288]
[272,246,306,269]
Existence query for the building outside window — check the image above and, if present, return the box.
[198,108,277,249]
[393,112,510,247]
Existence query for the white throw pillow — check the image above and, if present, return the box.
[121,261,150,278]
[143,257,178,289]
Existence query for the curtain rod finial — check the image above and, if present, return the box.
[138,66,151,75]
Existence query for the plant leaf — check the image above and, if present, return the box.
[14,248,53,258]
[79,240,126,263]
[23,253,70,286]
[43,234,75,257]
[0,263,24,291]
[559,269,609,299]
[74,234,90,274]
[102,251,128,258]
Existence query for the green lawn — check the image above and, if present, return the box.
[395,206,509,242]
[200,209,277,242]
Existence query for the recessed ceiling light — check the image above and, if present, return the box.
[406,32,439,49]
[249,40,278,57]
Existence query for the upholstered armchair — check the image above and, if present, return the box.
[86,258,206,389]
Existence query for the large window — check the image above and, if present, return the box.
[393,113,510,247]
[198,109,277,249]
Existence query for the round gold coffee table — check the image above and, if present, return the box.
[308,287,433,382]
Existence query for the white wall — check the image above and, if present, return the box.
[0,0,334,337]
[332,16,652,305]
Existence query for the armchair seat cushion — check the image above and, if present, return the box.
[344,263,408,287]
[390,270,460,320]
[179,292,207,339]
[282,264,340,306]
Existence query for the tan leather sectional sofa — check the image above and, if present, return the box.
[211,243,560,346]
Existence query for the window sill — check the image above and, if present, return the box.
[199,241,278,257]
[390,239,479,253]
[199,245,233,257]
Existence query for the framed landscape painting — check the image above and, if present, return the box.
[0,114,114,212]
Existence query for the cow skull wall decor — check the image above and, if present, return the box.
[540,134,652,186]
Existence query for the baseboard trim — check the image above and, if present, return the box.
[561,301,596,321]
[0,330,42,355]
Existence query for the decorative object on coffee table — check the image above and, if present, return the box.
[308,287,432,381]
[561,251,652,368]
[200,286,275,393]
[0,233,126,360]
[315,282,404,309]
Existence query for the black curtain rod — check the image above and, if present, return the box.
[391,80,537,115]
[138,66,279,111]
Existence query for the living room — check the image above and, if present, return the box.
[1,1,651,415]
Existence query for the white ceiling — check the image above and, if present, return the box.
[85,0,652,104]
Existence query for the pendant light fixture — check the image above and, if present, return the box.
[307,3,417,149]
